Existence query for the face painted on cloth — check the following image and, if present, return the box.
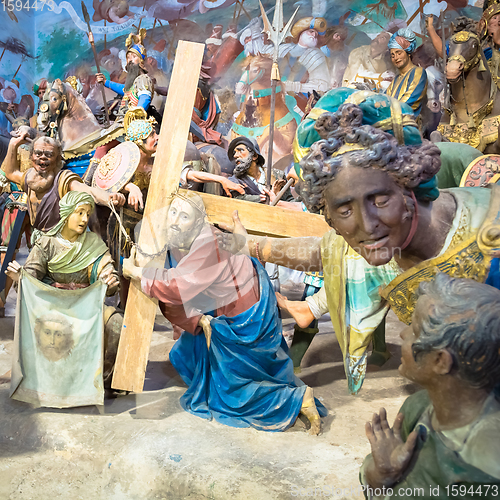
[35,317,75,362]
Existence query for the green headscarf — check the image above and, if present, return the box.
[45,191,108,274]
[293,88,439,201]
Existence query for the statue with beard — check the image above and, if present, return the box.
[95,29,154,120]
[227,137,295,206]
[122,191,324,434]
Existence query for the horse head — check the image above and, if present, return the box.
[426,66,445,113]
[446,29,485,83]
[36,84,51,132]
[48,79,68,118]
[244,55,273,88]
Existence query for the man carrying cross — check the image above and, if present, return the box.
[122,191,323,434]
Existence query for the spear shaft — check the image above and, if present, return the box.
[266,74,277,190]
[12,61,22,79]
[439,10,448,107]
[260,0,298,189]
[82,1,111,127]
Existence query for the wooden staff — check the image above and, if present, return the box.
[82,1,111,127]
[260,0,298,189]
[12,60,22,79]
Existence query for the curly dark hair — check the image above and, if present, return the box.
[300,103,441,214]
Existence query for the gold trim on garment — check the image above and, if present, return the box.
[381,237,490,325]
[381,185,500,324]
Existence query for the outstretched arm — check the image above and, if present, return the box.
[426,16,444,59]
[217,211,323,272]
[69,180,126,208]
[276,292,316,327]
[2,129,29,186]
[185,170,245,197]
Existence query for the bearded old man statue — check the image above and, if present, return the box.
[95,29,153,119]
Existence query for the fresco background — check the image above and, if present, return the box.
[0,0,485,140]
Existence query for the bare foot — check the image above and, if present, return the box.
[300,386,321,436]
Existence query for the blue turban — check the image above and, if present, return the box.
[293,88,440,201]
[388,28,417,54]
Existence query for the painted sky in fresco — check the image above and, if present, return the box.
[0,8,35,97]
[0,0,486,104]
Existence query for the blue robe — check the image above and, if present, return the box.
[385,66,428,116]
[169,259,317,431]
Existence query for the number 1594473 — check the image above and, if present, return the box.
[2,0,55,11]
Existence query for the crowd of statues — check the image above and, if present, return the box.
[1,5,500,496]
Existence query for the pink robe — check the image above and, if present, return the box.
[141,225,259,334]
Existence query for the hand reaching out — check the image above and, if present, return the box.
[126,183,144,211]
[220,178,245,197]
[365,408,419,487]
[215,210,249,255]
[275,291,289,311]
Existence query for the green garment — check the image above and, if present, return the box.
[293,88,423,177]
[436,142,483,189]
[44,191,106,274]
[47,231,108,275]
[360,390,500,499]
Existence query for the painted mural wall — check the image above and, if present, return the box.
[0,0,486,156]
[0,6,35,138]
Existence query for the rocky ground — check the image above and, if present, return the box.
[0,249,417,500]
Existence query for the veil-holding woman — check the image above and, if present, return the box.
[7,191,123,391]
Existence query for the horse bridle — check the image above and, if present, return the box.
[445,30,497,128]
[46,86,67,139]
[448,31,482,74]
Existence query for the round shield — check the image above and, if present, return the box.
[92,141,141,193]
[460,154,500,188]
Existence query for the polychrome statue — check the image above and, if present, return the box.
[122,191,324,434]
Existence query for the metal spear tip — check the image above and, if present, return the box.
[259,0,299,46]
[81,1,91,26]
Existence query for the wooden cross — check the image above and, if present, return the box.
[111,41,331,393]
